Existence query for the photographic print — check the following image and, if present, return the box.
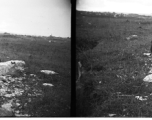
[0,0,71,117]
[76,0,152,117]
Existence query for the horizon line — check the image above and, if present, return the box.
[0,32,71,38]
[76,9,152,16]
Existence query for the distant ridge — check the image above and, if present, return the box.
[76,10,152,18]
[0,32,70,39]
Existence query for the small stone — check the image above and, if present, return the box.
[148,68,152,74]
[40,70,58,75]
[15,110,20,114]
[108,114,116,117]
[135,96,148,101]
[15,113,30,117]
[143,53,151,56]
[30,74,36,77]
[143,74,152,82]
[43,83,54,87]
[16,103,20,106]
[1,101,13,111]
[126,35,138,40]
[4,94,14,98]
[0,108,14,116]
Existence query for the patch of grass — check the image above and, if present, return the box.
[76,38,98,52]
[140,21,152,25]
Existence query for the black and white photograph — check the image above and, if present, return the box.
[76,0,152,117]
[0,0,71,117]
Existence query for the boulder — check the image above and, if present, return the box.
[0,60,25,76]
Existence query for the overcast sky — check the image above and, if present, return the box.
[77,0,152,15]
[0,0,71,37]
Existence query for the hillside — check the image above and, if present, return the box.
[0,33,71,116]
[76,10,152,117]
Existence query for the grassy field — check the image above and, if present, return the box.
[0,33,71,116]
[76,11,152,117]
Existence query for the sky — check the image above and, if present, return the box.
[0,0,71,37]
[77,0,152,15]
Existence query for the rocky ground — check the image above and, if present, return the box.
[0,60,59,116]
